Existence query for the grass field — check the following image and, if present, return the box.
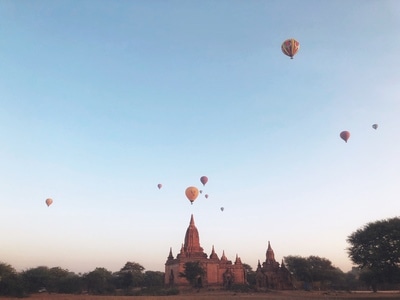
[2,291,400,300]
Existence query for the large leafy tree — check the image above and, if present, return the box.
[243,263,255,286]
[0,262,24,297]
[84,267,115,295]
[284,255,343,290]
[143,271,164,287]
[117,261,145,290]
[179,261,205,288]
[347,217,400,292]
[21,266,51,293]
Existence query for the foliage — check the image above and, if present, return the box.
[347,217,400,291]
[143,270,165,287]
[0,262,25,297]
[284,255,344,290]
[21,266,51,293]
[0,261,175,296]
[115,261,145,291]
[83,267,115,295]
[179,261,205,288]
[243,263,256,286]
[21,266,83,294]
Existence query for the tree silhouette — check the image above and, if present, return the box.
[179,261,205,288]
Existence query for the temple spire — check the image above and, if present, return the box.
[266,241,276,264]
[167,247,174,260]
[210,245,219,259]
[221,250,227,261]
[235,254,242,265]
[183,214,206,257]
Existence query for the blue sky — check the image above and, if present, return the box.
[1,0,400,274]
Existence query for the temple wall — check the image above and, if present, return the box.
[205,262,219,284]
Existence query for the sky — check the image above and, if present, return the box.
[1,0,400,275]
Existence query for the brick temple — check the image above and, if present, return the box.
[164,214,293,289]
[255,241,293,289]
[164,214,246,288]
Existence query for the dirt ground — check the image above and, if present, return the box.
[2,290,400,300]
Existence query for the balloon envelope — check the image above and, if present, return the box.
[340,131,350,143]
[185,186,199,204]
[372,124,378,130]
[157,183,162,189]
[200,176,208,186]
[45,198,53,207]
[281,38,300,59]
[205,194,209,199]
[220,207,224,212]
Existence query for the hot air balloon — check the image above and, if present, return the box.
[372,124,378,130]
[205,194,209,199]
[185,186,199,205]
[281,38,300,59]
[157,183,162,189]
[200,176,208,186]
[220,207,224,212]
[199,190,203,194]
[340,131,350,143]
[45,198,53,207]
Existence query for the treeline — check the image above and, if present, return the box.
[2,216,399,297]
[0,261,176,298]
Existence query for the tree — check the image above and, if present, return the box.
[0,262,25,297]
[179,261,205,288]
[21,266,51,293]
[116,261,145,290]
[84,267,115,295]
[47,267,82,294]
[143,271,164,287]
[347,217,400,292]
[284,255,343,290]
[242,263,255,286]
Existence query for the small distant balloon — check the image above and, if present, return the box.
[45,198,53,207]
[200,176,208,186]
[340,131,350,143]
[281,38,300,59]
[205,194,209,199]
[372,124,378,130]
[220,207,224,212]
[199,190,203,194]
[185,186,199,205]
[157,183,162,189]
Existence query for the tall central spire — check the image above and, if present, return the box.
[183,214,206,257]
[266,241,276,264]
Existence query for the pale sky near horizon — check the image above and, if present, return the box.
[1,0,400,275]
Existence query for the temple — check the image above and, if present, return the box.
[164,214,246,288]
[255,241,293,289]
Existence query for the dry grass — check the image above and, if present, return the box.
[2,291,400,300]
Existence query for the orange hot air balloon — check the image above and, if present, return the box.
[185,186,199,205]
[205,194,209,199]
[200,176,208,186]
[45,198,53,207]
[157,183,162,189]
[340,131,350,143]
[281,38,300,59]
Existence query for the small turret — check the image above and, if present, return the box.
[221,250,227,261]
[234,254,242,265]
[167,247,174,260]
[210,245,219,259]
